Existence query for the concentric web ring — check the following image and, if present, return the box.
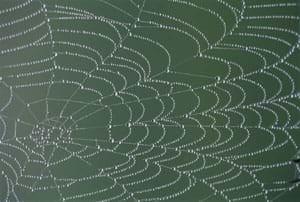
[0,0,300,201]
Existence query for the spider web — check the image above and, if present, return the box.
[0,0,300,201]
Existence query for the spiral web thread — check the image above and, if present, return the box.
[0,0,300,201]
